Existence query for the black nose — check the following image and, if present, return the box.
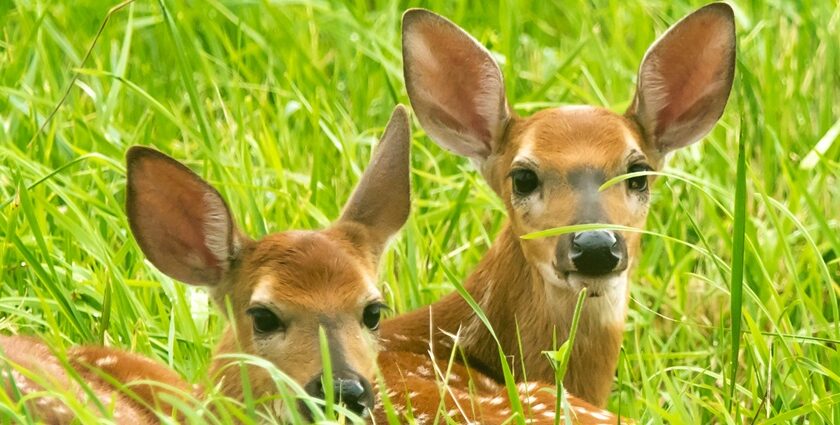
[304,372,372,417]
[569,230,623,275]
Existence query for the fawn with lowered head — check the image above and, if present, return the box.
[0,106,411,423]
[0,105,623,424]
[381,3,736,407]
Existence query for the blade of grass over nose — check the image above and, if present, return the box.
[522,224,724,266]
[319,326,335,420]
[727,121,747,414]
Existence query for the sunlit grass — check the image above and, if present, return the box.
[1,0,839,423]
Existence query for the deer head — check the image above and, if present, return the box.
[402,3,735,304]
[126,106,411,419]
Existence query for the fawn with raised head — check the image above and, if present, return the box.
[0,106,411,423]
[381,3,736,407]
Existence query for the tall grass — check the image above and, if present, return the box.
[1,0,838,423]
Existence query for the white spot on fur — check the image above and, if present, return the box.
[517,382,538,392]
[416,365,431,377]
[95,356,117,367]
[591,411,612,420]
[393,334,409,341]
[250,275,276,304]
[532,403,545,411]
[621,125,642,151]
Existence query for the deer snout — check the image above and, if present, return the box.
[568,230,627,275]
[303,371,373,418]
[555,230,628,278]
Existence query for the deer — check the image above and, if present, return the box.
[0,105,623,424]
[381,2,736,408]
[0,105,412,423]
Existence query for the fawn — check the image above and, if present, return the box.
[0,104,625,423]
[0,106,411,423]
[381,3,736,407]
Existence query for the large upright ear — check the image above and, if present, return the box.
[627,3,736,156]
[402,9,509,161]
[339,105,411,254]
[126,147,241,286]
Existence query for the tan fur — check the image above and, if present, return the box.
[387,4,736,407]
[0,106,412,422]
[0,335,187,424]
[208,227,383,401]
[377,351,623,424]
[382,108,649,406]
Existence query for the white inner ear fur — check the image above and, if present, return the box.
[406,24,508,159]
[203,192,236,267]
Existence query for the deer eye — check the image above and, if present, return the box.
[247,307,285,334]
[511,168,540,196]
[362,303,385,331]
[627,164,651,192]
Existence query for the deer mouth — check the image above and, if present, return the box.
[558,270,625,299]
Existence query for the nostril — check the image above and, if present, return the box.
[305,375,326,399]
[610,239,622,256]
[334,378,371,415]
[336,378,365,401]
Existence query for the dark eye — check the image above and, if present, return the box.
[247,307,284,334]
[627,164,651,192]
[511,169,540,196]
[362,303,384,331]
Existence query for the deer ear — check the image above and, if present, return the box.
[126,147,241,286]
[402,9,509,161]
[627,3,736,156]
[339,105,411,255]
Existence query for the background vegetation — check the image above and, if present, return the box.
[1,0,838,423]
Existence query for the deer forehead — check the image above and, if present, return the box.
[509,106,645,172]
[244,232,380,311]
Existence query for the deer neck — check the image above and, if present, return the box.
[459,224,627,406]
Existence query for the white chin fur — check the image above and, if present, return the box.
[537,263,629,325]
[537,262,627,296]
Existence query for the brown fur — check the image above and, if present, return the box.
[207,227,383,401]
[0,106,412,422]
[0,335,187,424]
[386,4,736,407]
[376,351,622,424]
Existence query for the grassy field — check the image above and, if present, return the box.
[1,0,839,423]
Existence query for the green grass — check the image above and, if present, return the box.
[1,0,839,423]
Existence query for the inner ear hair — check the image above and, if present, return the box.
[126,146,241,287]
